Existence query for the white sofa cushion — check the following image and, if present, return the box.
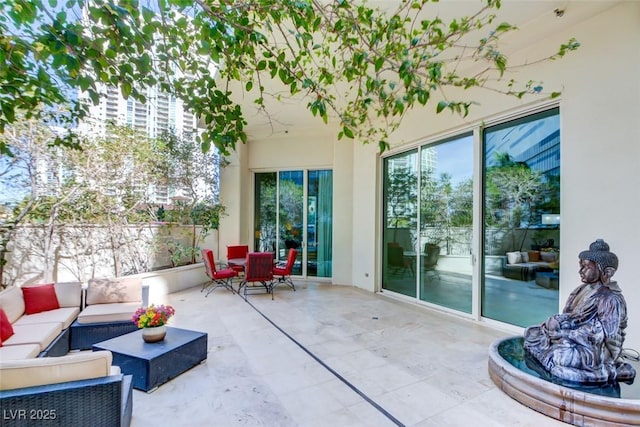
[53,282,82,308]
[13,307,80,330]
[0,286,25,323]
[0,350,113,390]
[86,277,142,305]
[0,344,40,360]
[76,302,140,324]
[2,323,62,351]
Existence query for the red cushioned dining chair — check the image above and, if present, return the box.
[201,249,238,297]
[238,252,275,301]
[272,248,297,292]
[226,245,249,275]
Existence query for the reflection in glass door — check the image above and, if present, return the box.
[382,150,418,297]
[382,136,473,312]
[278,171,304,275]
[254,170,333,278]
[254,173,277,253]
[482,108,560,327]
[419,135,473,313]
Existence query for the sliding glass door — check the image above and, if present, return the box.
[254,173,277,253]
[382,150,418,297]
[308,170,333,277]
[482,108,560,327]
[380,106,561,328]
[278,171,304,275]
[254,170,333,278]
[381,137,473,313]
[419,135,473,313]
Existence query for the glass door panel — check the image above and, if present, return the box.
[278,171,304,275]
[482,108,560,327]
[308,170,333,277]
[419,135,473,313]
[254,173,277,252]
[382,150,418,297]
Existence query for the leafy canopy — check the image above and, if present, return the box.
[0,0,579,155]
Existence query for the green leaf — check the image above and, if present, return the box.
[374,57,384,72]
[2,103,15,123]
[417,90,429,105]
[278,68,289,84]
[436,101,448,113]
[201,139,211,153]
[121,81,132,98]
[245,81,253,91]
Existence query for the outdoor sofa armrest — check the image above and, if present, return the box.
[0,374,132,427]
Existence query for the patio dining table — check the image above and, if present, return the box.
[227,258,247,270]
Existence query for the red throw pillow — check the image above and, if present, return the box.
[22,283,60,315]
[0,308,14,344]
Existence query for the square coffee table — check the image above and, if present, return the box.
[93,327,207,392]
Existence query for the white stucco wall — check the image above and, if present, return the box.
[557,3,640,350]
[219,142,248,250]
[349,142,380,290]
[332,139,355,286]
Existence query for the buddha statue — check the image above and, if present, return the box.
[524,239,635,384]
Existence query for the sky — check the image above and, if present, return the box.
[428,134,474,187]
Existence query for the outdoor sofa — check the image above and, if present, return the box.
[70,276,148,350]
[0,282,82,358]
[0,351,132,427]
[0,283,133,426]
[502,250,557,281]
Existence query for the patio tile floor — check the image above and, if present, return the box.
[132,282,567,426]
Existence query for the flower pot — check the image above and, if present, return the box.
[142,325,167,343]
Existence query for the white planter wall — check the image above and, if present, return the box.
[4,224,218,288]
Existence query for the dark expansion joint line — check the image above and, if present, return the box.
[245,299,406,427]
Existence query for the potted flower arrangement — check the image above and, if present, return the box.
[132,304,175,343]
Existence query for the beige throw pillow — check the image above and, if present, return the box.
[506,251,522,265]
[86,277,142,305]
[0,286,25,324]
[53,282,82,308]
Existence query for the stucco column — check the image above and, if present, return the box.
[218,142,250,258]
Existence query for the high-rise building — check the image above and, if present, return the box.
[78,81,218,207]
[83,84,199,141]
